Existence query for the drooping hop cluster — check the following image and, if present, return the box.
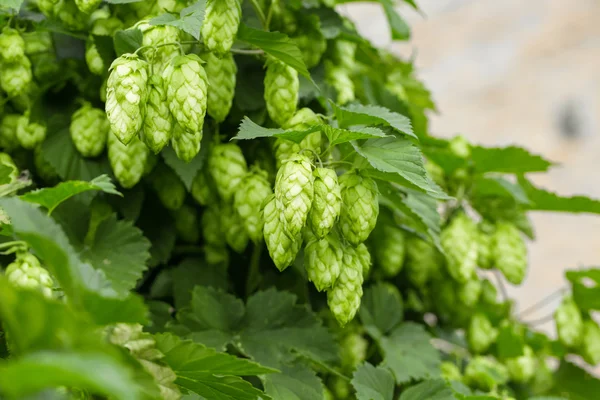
[405,235,441,287]
[441,213,479,283]
[208,143,248,202]
[107,133,149,189]
[263,194,302,271]
[205,51,237,123]
[16,113,46,150]
[233,168,273,242]
[372,217,406,278]
[264,59,299,126]
[491,221,527,285]
[304,230,342,292]
[554,295,583,348]
[70,102,109,157]
[467,313,498,354]
[141,76,173,154]
[202,0,242,55]
[4,252,54,298]
[0,28,32,97]
[148,163,186,211]
[327,246,365,326]
[309,167,341,239]
[273,108,323,168]
[339,170,379,246]
[274,154,314,236]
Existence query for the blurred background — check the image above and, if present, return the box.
[341,0,600,333]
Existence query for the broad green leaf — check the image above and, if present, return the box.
[518,176,600,214]
[566,269,600,311]
[150,1,206,40]
[234,117,322,143]
[359,283,404,336]
[551,361,600,400]
[380,0,410,41]
[495,322,525,359]
[171,258,228,309]
[137,195,176,267]
[162,146,206,191]
[176,375,268,400]
[114,28,143,56]
[323,125,388,146]
[352,363,395,400]
[335,103,415,139]
[471,146,553,174]
[0,164,13,185]
[471,176,531,205]
[263,363,323,400]
[0,0,23,10]
[21,175,121,214]
[398,379,454,400]
[236,24,311,79]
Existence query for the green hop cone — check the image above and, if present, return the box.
[293,22,327,69]
[339,170,379,246]
[463,356,509,392]
[327,246,364,326]
[158,0,188,13]
[440,362,462,382]
[171,123,202,162]
[55,0,89,31]
[356,243,372,278]
[91,16,124,36]
[263,194,302,271]
[492,222,528,285]
[580,319,600,365]
[441,213,478,283]
[221,202,249,253]
[325,61,355,105]
[173,204,200,244]
[141,75,173,154]
[202,204,225,247]
[373,218,406,278]
[16,113,46,150]
[139,23,180,71]
[201,0,241,54]
[163,54,208,141]
[191,169,218,206]
[74,0,102,13]
[272,139,300,169]
[264,59,299,126]
[481,278,498,304]
[477,222,494,269]
[1,56,32,97]
[273,108,323,168]
[457,278,482,307]
[149,164,186,211]
[106,54,149,144]
[23,31,53,55]
[70,102,109,157]
[233,169,273,242]
[274,154,314,236]
[467,312,498,354]
[5,252,53,298]
[309,168,341,239]
[205,51,237,123]
[208,143,248,202]
[505,346,536,383]
[107,132,149,188]
[0,114,22,151]
[554,295,583,348]
[405,236,442,287]
[340,333,368,373]
[332,40,357,71]
[304,231,343,292]
[0,28,25,62]
[85,37,104,75]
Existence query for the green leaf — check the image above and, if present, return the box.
[352,363,395,400]
[323,125,388,146]
[263,363,323,400]
[471,146,553,174]
[92,34,116,71]
[161,147,206,191]
[495,323,525,359]
[236,24,311,80]
[150,1,206,40]
[171,258,228,309]
[177,374,269,400]
[0,0,23,10]
[114,28,143,56]
[359,283,404,336]
[551,361,600,400]
[0,164,13,185]
[21,175,121,215]
[399,379,454,400]
[234,117,321,143]
[471,176,531,205]
[379,0,411,41]
[518,176,600,214]
[335,104,415,139]
[566,269,600,311]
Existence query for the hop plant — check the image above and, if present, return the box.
[441,213,478,283]
[205,51,237,123]
[505,346,536,383]
[233,169,273,242]
[141,76,173,154]
[555,295,583,348]
[372,218,406,277]
[0,28,25,62]
[70,102,109,157]
[467,313,498,354]
[274,154,314,236]
[304,232,343,292]
[16,114,46,150]
[339,170,379,246]
[492,222,528,285]
[105,54,149,144]
[340,333,368,373]
[0,114,22,151]
[148,164,186,211]
[107,132,149,188]
[5,252,53,298]
[74,0,102,13]
[405,236,442,287]
[221,202,249,253]
[139,23,180,71]
[264,59,299,126]
[327,246,364,326]
[191,169,218,206]
[325,61,355,105]
[309,168,341,239]
[172,204,200,244]
[0,56,32,97]
[580,319,600,365]
[208,143,248,202]
[263,194,302,271]
[201,0,241,54]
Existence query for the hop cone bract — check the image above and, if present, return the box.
[1,56,32,97]
[327,246,364,325]
[339,171,379,245]
[208,143,248,202]
[309,168,341,239]
[141,75,173,153]
[580,319,600,365]
[149,164,186,211]
[264,59,299,126]
[405,236,442,287]
[221,202,249,253]
[70,102,109,157]
[492,221,527,285]
[274,154,314,236]
[0,28,25,62]
[107,132,149,188]
[554,295,583,348]
[304,231,342,291]
[5,252,53,298]
[205,51,237,123]
[202,0,241,54]
[373,220,406,278]
[441,213,478,283]
[234,169,273,242]
[263,194,302,271]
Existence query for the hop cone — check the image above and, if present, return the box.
[264,59,299,126]
[1,56,32,97]
[0,28,25,62]
[106,54,149,144]
[0,114,21,151]
[339,171,379,246]
[202,0,241,54]
[191,169,218,206]
[234,169,273,242]
[294,27,326,69]
[149,164,186,211]
[325,61,355,105]
[505,346,536,383]
[173,204,200,244]
[158,0,188,13]
[405,236,442,287]
[274,154,314,236]
[23,31,52,55]
[202,205,225,247]
[332,40,357,71]
[273,108,323,167]
[163,54,208,137]
[221,202,249,253]
[340,333,368,373]
[5,252,53,298]
[85,37,104,75]
[309,168,341,239]
[70,102,109,157]
[304,231,343,292]
[16,114,46,150]
[91,17,124,36]
[74,0,102,13]
[327,246,364,326]
[467,312,498,354]
[492,222,527,285]
[55,0,89,31]
[356,243,372,278]
[107,133,149,188]
[263,194,302,271]
[139,23,180,71]
[373,220,406,278]
[273,139,300,169]
[477,222,494,269]
[554,295,583,348]
[208,143,248,202]
[141,75,173,153]
[457,278,482,307]
[580,319,600,365]
[171,123,201,162]
[441,362,462,382]
[205,51,237,123]
[441,213,478,283]
[464,356,509,391]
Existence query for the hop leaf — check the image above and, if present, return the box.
[274,154,314,236]
[0,28,25,62]
[339,170,379,246]
[205,51,237,123]
[555,295,583,348]
[327,245,364,326]
[263,194,302,271]
[373,219,406,278]
[70,102,109,157]
[492,221,528,285]
[16,114,46,150]
[505,346,536,383]
[148,164,186,211]
[221,202,249,253]
[467,313,498,354]
[309,167,341,239]
[580,319,600,366]
[5,252,54,298]
[107,132,149,188]
[441,213,478,283]
[234,169,273,242]
[141,75,173,154]
[34,145,59,184]
[0,56,32,97]
[405,236,442,287]
[106,53,149,145]
[264,59,299,126]
[74,0,102,13]
[208,143,248,202]
[202,0,242,54]
[304,231,342,292]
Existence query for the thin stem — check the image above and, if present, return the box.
[518,286,568,318]
[230,48,264,56]
[249,0,267,28]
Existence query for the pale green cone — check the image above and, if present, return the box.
[464,357,509,391]
[171,122,202,162]
[36,0,59,17]
[234,169,273,242]
[355,243,372,278]
[0,28,25,62]
[191,169,218,206]
[440,362,462,382]
[208,143,248,202]
[1,57,33,97]
[505,346,536,383]
[492,221,528,285]
[202,204,226,246]
[158,0,188,13]
[279,108,324,166]
[481,279,498,304]
[274,154,314,236]
[477,222,494,269]
[373,219,405,278]
[441,213,478,283]
[16,114,46,150]
[163,54,208,135]
[273,138,301,169]
[580,319,600,365]
[340,333,368,373]
[139,22,180,71]
[5,252,54,298]
[457,278,482,307]
[221,202,249,253]
[264,59,299,126]
[74,0,102,13]
[107,132,149,188]
[325,61,355,105]
[55,0,89,31]
[141,75,173,154]
[23,31,53,55]
[202,0,241,54]
[0,114,22,151]
[85,37,105,75]
[205,51,237,123]
[263,194,302,271]
[555,295,583,348]
[205,244,229,265]
[70,102,109,157]
[304,231,342,292]
[332,40,357,71]
[327,246,364,326]
[467,313,497,354]
[173,204,200,244]
[106,54,149,144]
[148,163,186,211]
[309,168,341,239]
[339,171,379,246]
[91,16,124,36]
[405,236,442,287]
